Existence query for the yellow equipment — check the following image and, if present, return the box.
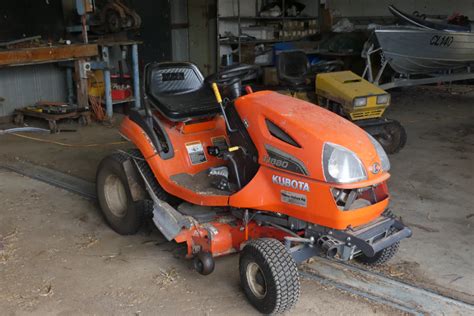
[316,71,389,120]
[315,71,406,154]
[276,51,406,154]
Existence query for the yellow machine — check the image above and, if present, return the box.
[277,51,406,154]
[316,71,389,120]
[315,71,406,154]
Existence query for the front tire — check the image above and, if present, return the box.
[376,120,407,154]
[96,153,144,235]
[239,238,300,314]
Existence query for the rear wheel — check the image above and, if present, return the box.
[96,153,144,235]
[376,120,407,154]
[239,238,300,314]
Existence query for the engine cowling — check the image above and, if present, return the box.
[233,91,385,184]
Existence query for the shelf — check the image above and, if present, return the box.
[101,97,135,105]
[113,97,135,105]
[218,16,317,21]
[219,38,307,45]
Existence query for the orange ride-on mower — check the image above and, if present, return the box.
[96,62,412,314]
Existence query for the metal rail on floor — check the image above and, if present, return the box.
[302,258,474,315]
[0,160,96,200]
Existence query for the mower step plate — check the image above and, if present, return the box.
[132,158,190,240]
[152,200,190,241]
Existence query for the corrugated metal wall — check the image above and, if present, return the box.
[171,0,190,62]
[0,64,67,117]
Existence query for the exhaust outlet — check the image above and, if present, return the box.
[317,235,341,258]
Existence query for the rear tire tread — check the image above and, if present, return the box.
[96,152,144,235]
[125,148,178,205]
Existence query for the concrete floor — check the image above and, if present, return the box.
[0,85,473,313]
[0,170,400,314]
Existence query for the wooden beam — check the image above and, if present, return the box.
[0,44,99,67]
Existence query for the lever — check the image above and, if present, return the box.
[211,82,238,133]
[206,144,242,189]
[207,145,240,157]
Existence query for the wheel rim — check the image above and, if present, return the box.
[377,133,394,148]
[377,124,401,149]
[103,174,128,218]
[246,262,267,299]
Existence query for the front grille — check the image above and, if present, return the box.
[332,184,388,211]
[350,109,384,120]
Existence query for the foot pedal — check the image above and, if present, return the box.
[209,166,231,192]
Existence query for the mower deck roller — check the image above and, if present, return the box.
[97,62,412,313]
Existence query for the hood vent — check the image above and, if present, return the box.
[265,119,301,148]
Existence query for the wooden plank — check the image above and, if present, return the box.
[0,44,99,67]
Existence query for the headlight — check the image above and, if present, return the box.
[353,97,367,107]
[376,94,390,105]
[367,133,390,171]
[323,143,367,184]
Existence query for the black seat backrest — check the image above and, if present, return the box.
[145,62,205,97]
[144,62,220,122]
[277,51,309,80]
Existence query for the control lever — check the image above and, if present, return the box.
[206,145,242,189]
[207,145,240,158]
[211,82,238,133]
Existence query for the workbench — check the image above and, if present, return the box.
[95,40,142,118]
[0,44,98,67]
[0,44,99,113]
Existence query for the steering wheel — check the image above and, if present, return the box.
[206,64,259,87]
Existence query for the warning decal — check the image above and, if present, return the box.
[185,141,207,165]
[281,190,307,207]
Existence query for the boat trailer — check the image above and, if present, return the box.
[362,43,474,90]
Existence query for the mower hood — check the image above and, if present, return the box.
[234,91,388,185]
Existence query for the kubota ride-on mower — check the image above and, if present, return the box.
[96,62,412,314]
[277,50,407,154]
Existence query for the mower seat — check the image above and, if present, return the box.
[145,62,220,121]
[277,51,312,91]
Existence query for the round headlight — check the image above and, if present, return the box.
[323,142,368,184]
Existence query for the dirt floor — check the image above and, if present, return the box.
[0,85,473,313]
[0,170,400,315]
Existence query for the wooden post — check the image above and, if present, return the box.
[74,59,89,108]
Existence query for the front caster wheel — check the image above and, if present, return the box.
[239,238,300,314]
[193,252,215,275]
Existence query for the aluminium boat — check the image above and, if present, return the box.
[374,26,474,75]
